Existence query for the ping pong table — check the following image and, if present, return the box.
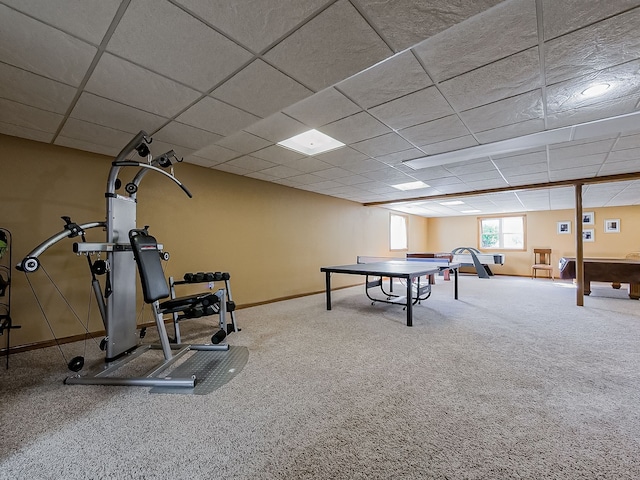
[321,259,460,326]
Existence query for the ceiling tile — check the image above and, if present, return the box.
[428,183,468,194]
[0,62,76,114]
[299,180,344,192]
[606,147,640,162]
[438,47,541,111]
[549,165,599,180]
[461,89,543,133]
[0,123,54,143]
[411,165,459,180]
[362,167,412,183]
[414,0,538,82]
[213,163,253,176]
[358,180,398,194]
[285,173,327,185]
[550,138,616,160]
[542,0,640,40]
[546,60,640,115]
[613,132,640,150]
[70,92,167,134]
[283,88,361,127]
[599,159,640,175]
[0,4,96,85]
[191,143,240,164]
[475,118,546,144]
[319,112,390,145]
[313,146,369,166]
[507,173,550,186]
[186,155,225,168]
[176,97,261,136]
[243,113,308,143]
[334,174,371,186]
[546,94,639,130]
[492,148,547,167]
[499,161,548,177]
[107,0,253,92]
[419,135,478,155]
[313,166,354,180]
[246,171,281,182]
[174,0,332,52]
[446,159,498,176]
[55,136,120,157]
[463,177,508,190]
[399,115,470,147]
[337,51,432,108]
[225,155,277,172]
[0,97,63,133]
[369,86,454,129]
[341,158,389,175]
[550,152,607,171]
[251,145,305,165]
[85,53,201,117]
[211,60,313,118]
[376,148,425,166]
[544,8,640,84]
[264,0,392,91]
[282,156,333,173]
[356,0,503,51]
[57,117,133,149]
[153,121,222,150]
[215,131,271,154]
[351,133,414,157]
[2,0,120,45]
[259,164,305,179]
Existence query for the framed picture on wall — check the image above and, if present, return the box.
[583,229,595,242]
[557,221,571,234]
[582,212,595,225]
[604,219,620,233]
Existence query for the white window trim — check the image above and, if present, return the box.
[478,214,526,251]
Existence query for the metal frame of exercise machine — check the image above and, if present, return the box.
[18,131,232,387]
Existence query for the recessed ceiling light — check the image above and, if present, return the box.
[391,181,429,191]
[440,200,464,206]
[581,83,610,97]
[277,129,345,155]
[461,209,481,213]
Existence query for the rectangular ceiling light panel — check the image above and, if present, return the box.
[277,129,345,155]
[392,181,429,190]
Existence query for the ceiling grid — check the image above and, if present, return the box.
[1,0,639,216]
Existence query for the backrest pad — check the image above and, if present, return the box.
[129,229,170,303]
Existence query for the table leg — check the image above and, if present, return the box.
[454,268,459,299]
[325,271,332,310]
[406,277,413,327]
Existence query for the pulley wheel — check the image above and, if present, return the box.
[68,356,84,372]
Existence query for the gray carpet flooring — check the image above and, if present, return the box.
[1,275,639,479]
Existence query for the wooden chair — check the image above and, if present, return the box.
[532,248,553,280]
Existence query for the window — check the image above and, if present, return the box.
[479,215,525,250]
[390,213,408,251]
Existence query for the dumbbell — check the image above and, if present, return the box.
[183,272,206,283]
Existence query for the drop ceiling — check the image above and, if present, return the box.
[1,0,640,217]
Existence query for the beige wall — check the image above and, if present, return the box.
[427,206,640,277]
[1,135,428,348]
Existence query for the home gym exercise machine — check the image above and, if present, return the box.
[17,131,238,387]
[1,228,21,369]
